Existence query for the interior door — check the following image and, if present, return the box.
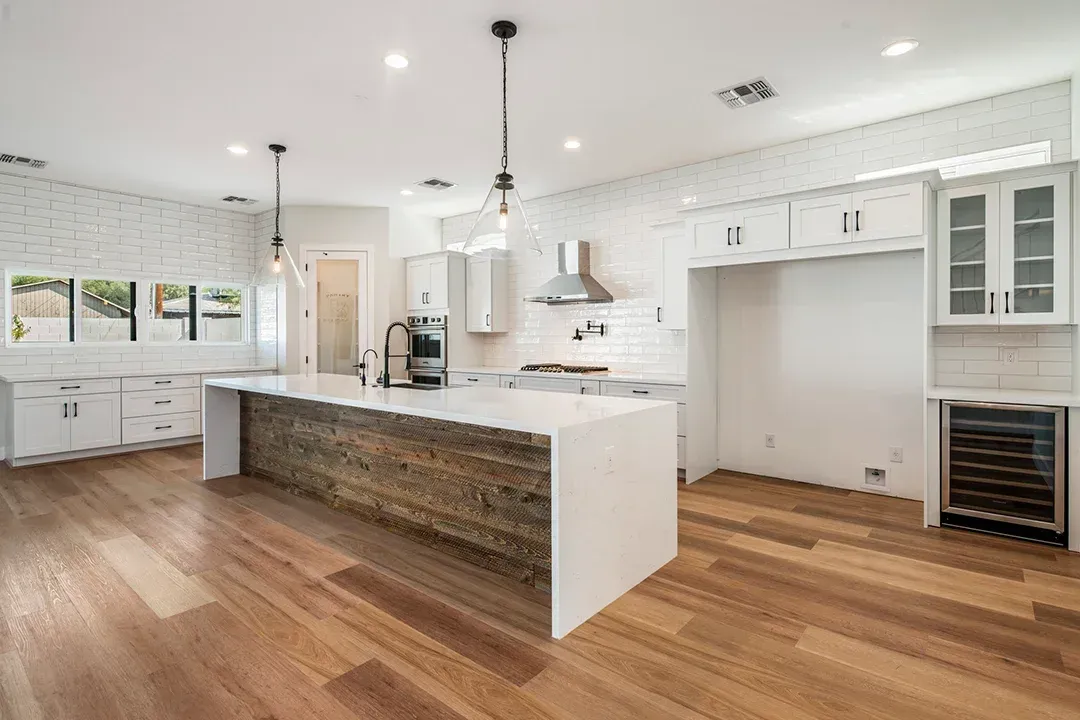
[466,258,492,332]
[14,396,70,457]
[69,393,121,451]
[305,251,370,375]
[936,184,1000,326]
[406,260,429,311]
[789,193,853,248]
[999,173,1071,325]
[733,202,790,254]
[427,256,449,308]
[851,182,924,242]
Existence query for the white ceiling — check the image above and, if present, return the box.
[2,0,1079,218]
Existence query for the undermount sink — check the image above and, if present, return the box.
[386,382,446,391]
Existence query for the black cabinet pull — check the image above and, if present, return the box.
[632,389,649,395]
[486,313,490,327]
[657,307,662,323]
[63,402,68,418]
[989,291,995,314]
[60,385,80,390]
[727,227,732,246]
[843,211,848,233]
[154,380,172,385]
[73,402,78,418]
[736,226,741,244]
[1004,291,1010,313]
[580,387,585,394]
[154,400,172,405]
[467,378,478,382]
[155,425,172,430]
[855,210,861,231]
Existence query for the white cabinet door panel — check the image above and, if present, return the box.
[405,260,429,311]
[852,182,924,242]
[688,212,736,258]
[69,393,122,451]
[13,396,70,457]
[466,258,493,332]
[427,256,449,308]
[789,193,853,248]
[936,184,1000,326]
[733,202,789,254]
[658,233,690,329]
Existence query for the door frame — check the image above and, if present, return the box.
[298,246,376,375]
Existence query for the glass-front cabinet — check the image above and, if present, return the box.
[936,172,1071,325]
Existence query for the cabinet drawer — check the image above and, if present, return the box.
[513,376,582,394]
[122,387,201,418]
[122,411,201,445]
[13,377,120,399]
[600,381,686,403]
[678,436,686,469]
[447,372,500,387]
[122,374,199,392]
[677,403,686,436]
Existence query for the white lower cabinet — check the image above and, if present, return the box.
[13,392,120,457]
[122,412,201,445]
[513,376,582,394]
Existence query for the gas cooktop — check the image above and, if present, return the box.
[519,363,610,374]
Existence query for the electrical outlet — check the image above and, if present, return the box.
[604,445,615,475]
[1002,348,1018,366]
[889,446,903,463]
[764,433,776,448]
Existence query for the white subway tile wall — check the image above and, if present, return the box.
[0,173,276,376]
[932,326,1075,391]
[443,82,1073,375]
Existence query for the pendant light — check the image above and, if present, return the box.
[252,143,305,287]
[462,20,541,258]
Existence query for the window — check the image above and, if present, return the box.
[200,286,244,342]
[148,282,196,342]
[80,279,136,342]
[10,273,74,343]
[855,141,1053,182]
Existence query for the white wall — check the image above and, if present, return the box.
[716,252,926,500]
[389,208,442,258]
[443,80,1073,375]
[277,206,406,375]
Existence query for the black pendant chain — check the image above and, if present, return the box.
[273,149,282,239]
[501,36,509,173]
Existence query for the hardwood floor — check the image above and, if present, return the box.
[1,445,1079,719]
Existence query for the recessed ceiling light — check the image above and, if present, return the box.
[881,38,919,57]
[225,144,248,155]
[400,189,414,196]
[384,53,409,69]
[563,138,582,150]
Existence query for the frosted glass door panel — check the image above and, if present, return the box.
[999,174,1070,324]
[937,185,998,324]
[316,259,360,375]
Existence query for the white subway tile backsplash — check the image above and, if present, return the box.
[933,326,1074,391]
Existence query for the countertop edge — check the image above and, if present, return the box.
[927,386,1080,407]
[447,366,687,386]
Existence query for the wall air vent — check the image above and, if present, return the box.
[415,177,457,191]
[221,195,258,206]
[0,153,48,170]
[713,77,778,109]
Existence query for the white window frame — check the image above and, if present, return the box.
[5,268,78,348]
[75,273,139,346]
[196,281,250,346]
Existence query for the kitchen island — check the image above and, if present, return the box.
[203,373,678,638]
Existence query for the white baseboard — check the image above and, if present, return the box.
[6,436,200,468]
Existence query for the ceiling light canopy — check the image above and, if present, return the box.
[226,144,248,155]
[252,144,304,288]
[384,53,409,69]
[463,20,541,259]
[881,38,919,57]
[563,138,582,150]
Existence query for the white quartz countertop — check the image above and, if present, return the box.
[448,366,687,386]
[927,386,1080,407]
[0,364,278,383]
[206,373,674,434]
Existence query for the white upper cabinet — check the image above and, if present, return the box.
[406,254,450,311]
[466,256,508,333]
[936,172,1071,326]
[688,210,736,257]
[851,182,925,242]
[688,203,789,258]
[658,232,690,330]
[790,193,853,249]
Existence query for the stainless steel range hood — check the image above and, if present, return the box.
[524,240,613,304]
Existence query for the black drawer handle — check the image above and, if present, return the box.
[154,400,172,405]
[632,390,649,395]
[467,378,479,382]
[155,425,173,430]
[60,385,80,390]
[154,380,172,385]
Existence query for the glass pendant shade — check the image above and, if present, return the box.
[462,180,541,258]
[253,238,305,288]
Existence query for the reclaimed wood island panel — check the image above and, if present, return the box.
[203,373,677,638]
[238,392,553,589]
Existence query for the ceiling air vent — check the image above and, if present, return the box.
[221,195,258,206]
[0,153,48,170]
[415,177,457,191]
[713,77,778,109]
